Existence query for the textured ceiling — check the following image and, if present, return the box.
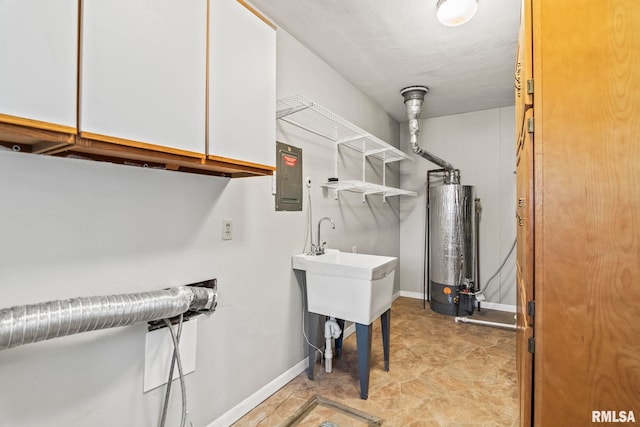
[250,0,520,121]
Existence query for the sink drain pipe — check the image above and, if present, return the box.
[324,317,342,373]
[0,282,217,351]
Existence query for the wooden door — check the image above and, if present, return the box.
[516,108,534,427]
[515,0,534,424]
[533,0,640,424]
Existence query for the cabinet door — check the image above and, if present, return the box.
[0,0,77,131]
[209,0,276,168]
[80,0,207,154]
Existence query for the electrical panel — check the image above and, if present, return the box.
[275,141,302,211]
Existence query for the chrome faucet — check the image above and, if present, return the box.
[312,217,335,255]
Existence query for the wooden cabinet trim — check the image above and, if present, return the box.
[0,113,77,135]
[207,154,275,172]
[79,131,205,159]
[0,121,75,155]
[205,0,211,157]
[0,120,273,177]
[236,0,276,30]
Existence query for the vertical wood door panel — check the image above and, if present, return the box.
[516,108,534,427]
[534,0,640,424]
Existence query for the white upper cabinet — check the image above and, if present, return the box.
[209,0,276,167]
[80,0,207,154]
[0,0,77,131]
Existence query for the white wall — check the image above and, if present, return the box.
[0,28,400,427]
[399,107,516,307]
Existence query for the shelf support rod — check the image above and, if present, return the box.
[336,135,366,145]
[365,148,389,157]
[382,151,387,204]
[276,104,309,119]
[279,117,336,141]
[334,142,339,180]
[362,139,367,203]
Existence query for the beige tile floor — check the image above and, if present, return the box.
[234,297,518,426]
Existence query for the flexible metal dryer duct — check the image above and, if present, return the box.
[0,284,217,351]
[401,86,459,184]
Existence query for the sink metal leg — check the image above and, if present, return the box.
[381,309,390,371]
[355,322,372,399]
[334,318,345,358]
[307,312,324,380]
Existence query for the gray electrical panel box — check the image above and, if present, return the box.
[275,142,303,211]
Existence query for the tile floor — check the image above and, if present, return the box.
[234,297,518,426]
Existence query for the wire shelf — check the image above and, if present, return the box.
[321,180,417,198]
[276,95,411,163]
[277,94,416,202]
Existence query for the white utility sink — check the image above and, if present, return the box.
[292,249,397,325]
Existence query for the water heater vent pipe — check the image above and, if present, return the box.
[401,86,459,184]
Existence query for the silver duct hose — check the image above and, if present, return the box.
[0,284,217,351]
[401,86,459,184]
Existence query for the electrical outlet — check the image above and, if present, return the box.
[222,219,232,240]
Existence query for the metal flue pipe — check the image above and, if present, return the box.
[401,86,459,184]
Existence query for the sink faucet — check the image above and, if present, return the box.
[313,217,335,255]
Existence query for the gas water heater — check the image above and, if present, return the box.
[429,183,477,316]
[401,86,479,316]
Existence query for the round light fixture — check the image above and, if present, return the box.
[436,0,478,27]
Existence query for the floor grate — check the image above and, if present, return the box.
[282,395,383,427]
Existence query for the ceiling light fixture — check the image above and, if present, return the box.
[436,0,478,27]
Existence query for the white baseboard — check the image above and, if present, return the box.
[397,290,426,300]
[207,358,308,427]
[478,301,516,313]
[343,323,355,338]
[397,290,516,313]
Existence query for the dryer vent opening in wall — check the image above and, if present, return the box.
[275,141,303,211]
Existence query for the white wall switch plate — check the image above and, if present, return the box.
[272,172,277,195]
[143,319,197,392]
[222,219,232,240]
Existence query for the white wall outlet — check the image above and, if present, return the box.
[222,219,232,240]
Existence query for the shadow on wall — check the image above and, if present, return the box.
[0,323,146,425]
[0,150,230,301]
